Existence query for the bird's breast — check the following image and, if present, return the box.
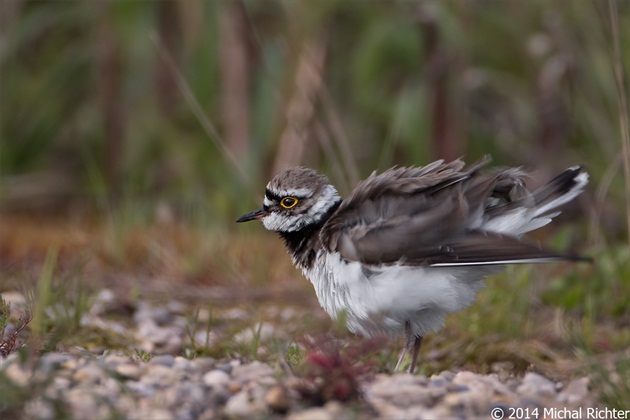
[300,251,495,337]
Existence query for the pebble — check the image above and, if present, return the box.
[1,291,27,316]
[367,373,440,407]
[115,363,143,380]
[203,369,231,387]
[4,362,30,387]
[73,364,103,384]
[193,330,220,348]
[173,356,192,371]
[234,323,277,344]
[557,377,590,404]
[36,353,74,375]
[288,401,346,420]
[142,364,182,385]
[150,355,176,367]
[214,361,235,374]
[231,361,274,383]
[224,386,268,418]
[265,384,291,413]
[516,372,557,399]
[190,357,216,371]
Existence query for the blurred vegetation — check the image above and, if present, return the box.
[1,0,630,407]
[0,0,628,230]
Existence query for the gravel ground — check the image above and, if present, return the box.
[1,290,598,418]
[1,353,594,419]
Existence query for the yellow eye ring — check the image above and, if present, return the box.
[280,197,299,209]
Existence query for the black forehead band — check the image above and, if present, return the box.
[265,188,282,201]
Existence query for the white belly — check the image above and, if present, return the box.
[302,252,501,338]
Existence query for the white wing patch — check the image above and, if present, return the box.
[483,170,588,236]
[430,257,564,267]
[534,171,589,217]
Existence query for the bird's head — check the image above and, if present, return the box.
[236,167,341,233]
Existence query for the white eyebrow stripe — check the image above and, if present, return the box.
[263,197,273,207]
[267,187,313,198]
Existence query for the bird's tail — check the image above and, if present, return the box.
[483,166,588,236]
[532,166,589,218]
[519,166,589,234]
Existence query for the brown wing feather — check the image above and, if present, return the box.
[340,159,465,204]
[321,158,565,266]
[419,231,568,266]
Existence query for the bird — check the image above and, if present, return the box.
[236,157,589,373]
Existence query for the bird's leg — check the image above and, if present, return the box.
[394,321,416,372]
[407,335,423,374]
[394,341,411,372]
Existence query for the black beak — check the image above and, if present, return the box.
[236,208,266,223]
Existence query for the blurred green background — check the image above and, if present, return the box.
[1,0,628,241]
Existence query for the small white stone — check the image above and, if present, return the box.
[193,330,219,348]
[134,408,175,420]
[231,361,275,383]
[203,370,231,388]
[265,385,290,413]
[73,364,104,384]
[1,290,25,303]
[66,389,108,419]
[115,364,143,381]
[224,388,267,419]
[288,407,336,420]
[141,365,181,385]
[103,354,132,367]
[150,355,176,367]
[24,398,55,419]
[557,377,590,404]
[288,401,345,420]
[222,308,248,320]
[173,356,191,371]
[234,323,276,344]
[4,363,29,387]
[517,372,556,398]
[190,357,216,372]
[365,372,441,409]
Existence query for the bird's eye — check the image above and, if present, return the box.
[280,197,299,209]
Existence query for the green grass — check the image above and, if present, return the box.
[590,355,630,409]
[28,249,104,352]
